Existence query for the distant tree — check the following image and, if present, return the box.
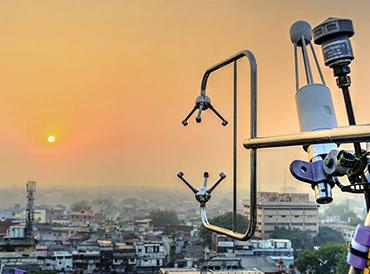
[322,203,364,224]
[348,213,363,226]
[199,212,248,247]
[270,227,314,254]
[296,243,347,274]
[313,227,345,245]
[296,250,318,273]
[335,244,350,274]
[149,210,179,227]
[70,200,90,212]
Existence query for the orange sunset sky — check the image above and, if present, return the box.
[0,0,370,193]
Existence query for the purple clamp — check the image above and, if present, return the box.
[347,252,367,269]
[347,225,370,269]
[290,160,329,184]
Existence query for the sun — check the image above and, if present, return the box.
[47,136,56,143]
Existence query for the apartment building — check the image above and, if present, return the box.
[244,192,319,238]
[135,240,167,273]
[212,234,294,267]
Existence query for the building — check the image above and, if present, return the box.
[244,192,319,239]
[69,210,95,223]
[0,252,40,273]
[72,250,100,273]
[113,243,137,273]
[14,209,46,223]
[45,206,66,222]
[53,251,73,271]
[201,257,242,271]
[135,240,167,273]
[134,219,152,234]
[0,224,35,252]
[212,234,294,268]
[7,226,25,239]
[159,270,264,274]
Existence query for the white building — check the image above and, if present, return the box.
[135,241,166,267]
[213,235,294,267]
[134,219,152,234]
[53,251,73,271]
[244,192,319,238]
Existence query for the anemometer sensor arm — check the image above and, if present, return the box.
[179,50,258,241]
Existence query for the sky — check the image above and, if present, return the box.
[0,0,370,197]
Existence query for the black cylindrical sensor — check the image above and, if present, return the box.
[313,17,354,68]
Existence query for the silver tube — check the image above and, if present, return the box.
[294,44,299,92]
[233,61,237,232]
[301,36,314,84]
[309,41,326,85]
[243,125,370,149]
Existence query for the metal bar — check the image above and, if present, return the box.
[207,173,226,194]
[294,44,299,92]
[182,106,198,126]
[301,36,313,84]
[196,102,204,123]
[233,61,237,232]
[243,125,370,149]
[201,50,256,94]
[199,50,257,241]
[341,86,362,157]
[309,41,326,85]
[177,172,198,194]
[208,105,228,126]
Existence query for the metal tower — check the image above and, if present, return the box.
[25,181,36,239]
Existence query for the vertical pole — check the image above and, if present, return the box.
[294,44,299,92]
[301,36,313,84]
[233,61,237,232]
[341,86,362,155]
[341,86,370,210]
[309,42,326,85]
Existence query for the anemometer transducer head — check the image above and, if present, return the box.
[181,93,228,126]
[178,18,370,244]
[313,18,354,65]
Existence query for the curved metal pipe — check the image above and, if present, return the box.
[199,50,257,241]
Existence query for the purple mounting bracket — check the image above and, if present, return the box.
[290,160,329,184]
